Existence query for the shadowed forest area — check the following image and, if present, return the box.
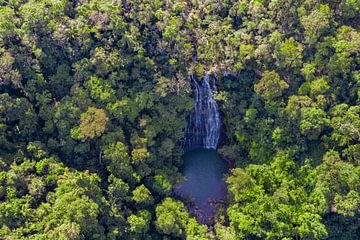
[0,0,359,239]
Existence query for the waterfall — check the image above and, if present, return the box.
[184,74,220,150]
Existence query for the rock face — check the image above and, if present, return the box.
[184,74,220,151]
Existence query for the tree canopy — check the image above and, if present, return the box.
[0,0,359,239]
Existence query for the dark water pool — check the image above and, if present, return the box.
[175,148,228,224]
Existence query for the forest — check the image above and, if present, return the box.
[0,0,359,239]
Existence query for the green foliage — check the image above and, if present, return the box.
[333,26,360,54]
[316,151,360,217]
[155,197,190,237]
[254,71,289,101]
[330,104,360,147]
[163,16,182,40]
[226,152,328,239]
[0,7,17,37]
[86,76,116,103]
[309,77,330,97]
[104,141,132,179]
[275,38,304,68]
[0,148,105,239]
[152,174,172,195]
[185,218,211,240]
[132,184,154,206]
[1,0,360,238]
[342,0,360,19]
[300,107,329,140]
[72,107,109,140]
[108,176,130,203]
[127,210,152,234]
[300,4,333,44]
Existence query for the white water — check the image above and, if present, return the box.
[184,74,220,150]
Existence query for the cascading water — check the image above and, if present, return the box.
[184,74,220,150]
[177,74,226,225]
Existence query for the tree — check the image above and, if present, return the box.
[316,150,360,217]
[71,107,109,140]
[37,170,106,239]
[226,152,328,239]
[300,107,329,140]
[275,38,304,69]
[85,76,115,104]
[108,176,130,204]
[0,94,38,142]
[151,174,172,195]
[155,197,189,237]
[340,0,360,20]
[132,184,154,206]
[309,77,330,98]
[0,7,17,39]
[185,218,211,240]
[0,145,106,239]
[330,104,360,147]
[0,49,22,89]
[332,26,360,55]
[300,4,332,44]
[127,210,151,234]
[103,142,132,180]
[254,71,289,101]
[1,0,360,238]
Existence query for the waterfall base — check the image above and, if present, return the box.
[174,148,228,225]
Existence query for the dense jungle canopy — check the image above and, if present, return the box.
[0,0,359,239]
